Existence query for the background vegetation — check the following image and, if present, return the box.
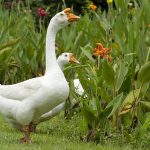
[0,0,150,149]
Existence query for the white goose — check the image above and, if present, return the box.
[35,79,86,127]
[6,52,79,131]
[0,8,80,142]
[31,53,79,130]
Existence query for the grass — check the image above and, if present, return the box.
[0,113,144,150]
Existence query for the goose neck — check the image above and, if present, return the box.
[45,22,59,73]
[57,59,65,70]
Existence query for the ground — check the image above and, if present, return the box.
[0,113,144,150]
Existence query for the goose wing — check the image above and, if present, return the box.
[0,77,42,101]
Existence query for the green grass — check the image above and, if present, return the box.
[0,113,143,150]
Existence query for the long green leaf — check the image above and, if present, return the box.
[0,47,12,56]
[107,93,124,118]
[102,60,115,86]
[140,101,150,110]
[138,62,150,84]
[80,46,95,63]
[82,102,96,125]
[139,113,150,137]
[98,87,111,102]
[120,89,140,115]
[116,61,128,91]
[96,107,112,126]
[0,38,20,50]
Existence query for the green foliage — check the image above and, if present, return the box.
[82,102,96,127]
[98,87,111,102]
[115,61,129,92]
[68,0,150,142]
[0,4,46,83]
[106,93,124,118]
[120,89,140,115]
[102,60,115,86]
[140,101,150,111]
[139,112,150,137]
[0,38,20,51]
[138,62,150,84]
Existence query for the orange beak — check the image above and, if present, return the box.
[64,8,80,22]
[69,53,80,64]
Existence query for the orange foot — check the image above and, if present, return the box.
[21,125,31,143]
[29,122,37,132]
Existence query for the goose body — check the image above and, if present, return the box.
[5,53,79,130]
[35,79,85,126]
[0,62,69,128]
[34,53,79,125]
[0,8,80,142]
[35,79,84,124]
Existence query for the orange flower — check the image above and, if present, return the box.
[93,43,112,61]
[88,3,97,11]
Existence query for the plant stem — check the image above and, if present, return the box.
[145,48,150,63]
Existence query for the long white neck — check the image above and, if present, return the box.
[57,59,65,70]
[45,20,60,74]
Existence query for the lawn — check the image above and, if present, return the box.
[0,113,145,150]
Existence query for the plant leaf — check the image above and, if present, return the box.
[116,61,128,91]
[139,112,150,137]
[137,62,150,84]
[107,93,124,118]
[82,102,96,126]
[0,47,12,56]
[102,60,115,86]
[98,87,111,102]
[140,101,150,110]
[0,38,20,50]
[120,89,140,115]
[96,107,112,126]
[80,46,95,63]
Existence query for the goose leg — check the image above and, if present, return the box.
[20,125,30,143]
[29,122,37,132]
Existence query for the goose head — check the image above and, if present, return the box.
[57,53,80,70]
[50,8,80,31]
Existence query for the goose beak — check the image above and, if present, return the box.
[69,54,80,64]
[64,8,80,22]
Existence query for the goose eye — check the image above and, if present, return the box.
[60,13,64,16]
[65,54,67,57]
